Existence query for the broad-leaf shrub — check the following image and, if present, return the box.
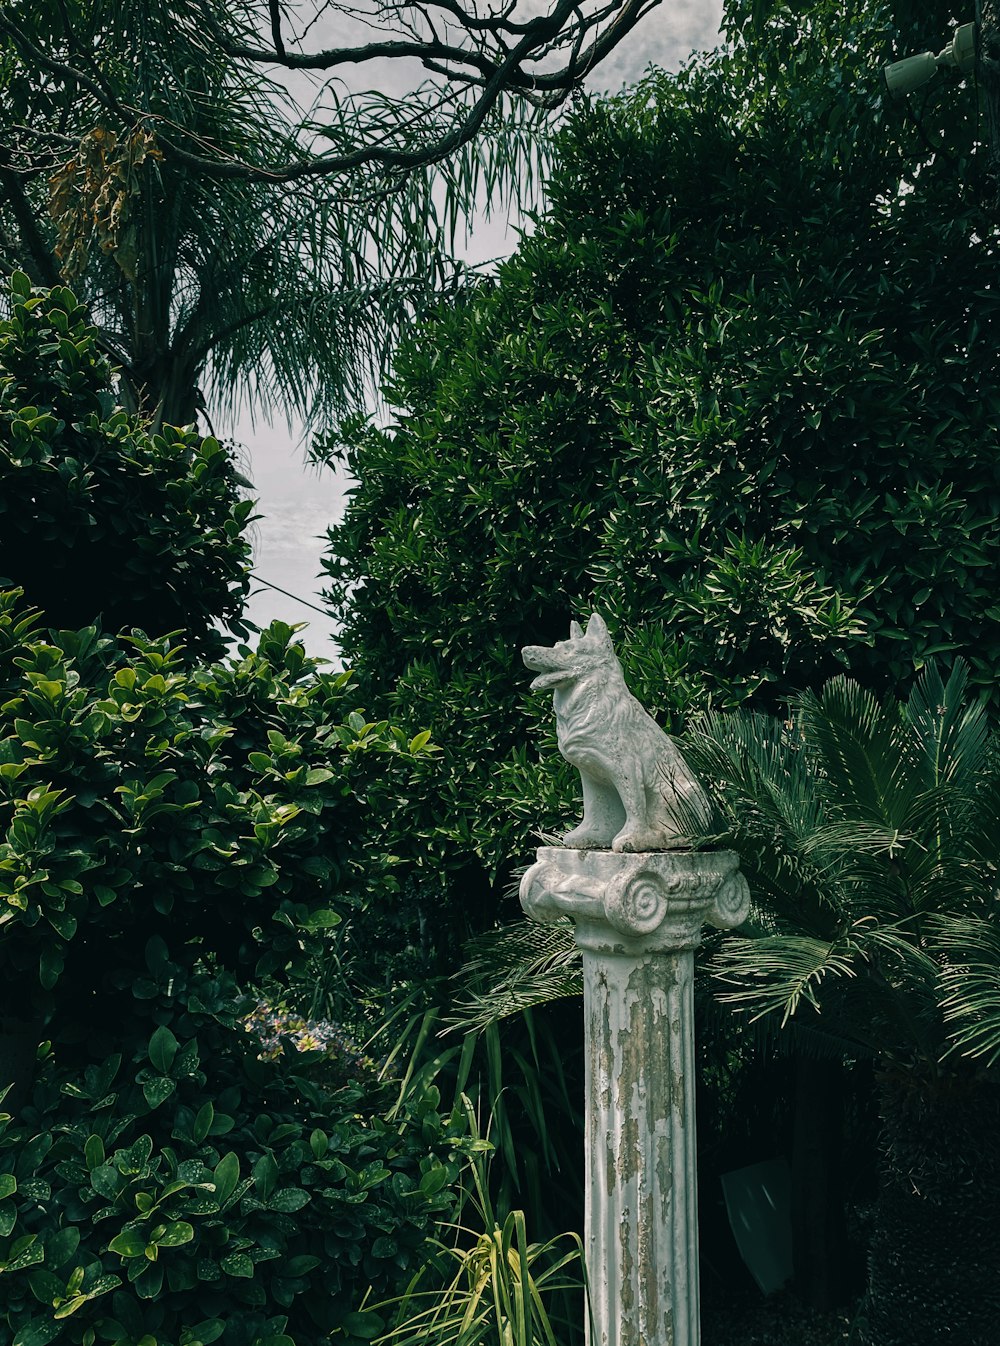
[0,274,252,657]
[0,592,460,1345]
[0,983,461,1346]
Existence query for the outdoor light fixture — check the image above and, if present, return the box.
[882,22,977,98]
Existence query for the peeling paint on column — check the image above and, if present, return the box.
[584,938,701,1346]
[521,847,749,1346]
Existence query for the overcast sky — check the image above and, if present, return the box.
[225,0,723,662]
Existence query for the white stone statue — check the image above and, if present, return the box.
[519,614,749,1346]
[522,612,712,852]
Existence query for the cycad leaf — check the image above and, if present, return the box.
[683,711,850,929]
[447,919,582,1031]
[711,932,860,1026]
[933,915,1000,1066]
[906,659,989,792]
[802,676,916,827]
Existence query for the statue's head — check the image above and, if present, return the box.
[522,613,616,692]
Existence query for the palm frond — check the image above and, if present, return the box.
[708,920,948,1060]
[687,708,825,836]
[710,931,861,1026]
[860,920,939,982]
[685,666,1000,1064]
[683,710,852,928]
[905,659,990,793]
[795,819,913,859]
[800,675,921,829]
[446,920,582,1033]
[931,914,1000,1067]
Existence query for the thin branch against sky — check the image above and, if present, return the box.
[235,0,723,656]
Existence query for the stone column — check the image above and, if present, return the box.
[520,847,749,1346]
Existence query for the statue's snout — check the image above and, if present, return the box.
[521,645,549,672]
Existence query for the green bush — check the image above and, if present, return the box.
[0,598,411,1017]
[0,592,460,1345]
[0,273,252,657]
[319,0,1000,948]
[0,979,463,1346]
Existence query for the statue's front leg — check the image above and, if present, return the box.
[611,763,663,852]
[563,771,624,849]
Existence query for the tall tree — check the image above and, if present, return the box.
[0,0,662,427]
[319,0,998,942]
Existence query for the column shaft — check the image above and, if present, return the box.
[519,848,748,1346]
[584,946,699,1346]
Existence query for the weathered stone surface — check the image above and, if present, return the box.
[520,848,749,1346]
[586,943,695,1346]
[521,614,711,852]
[519,847,750,952]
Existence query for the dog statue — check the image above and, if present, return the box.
[522,613,712,852]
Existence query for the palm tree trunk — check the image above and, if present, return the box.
[121,350,201,431]
[858,1066,1000,1346]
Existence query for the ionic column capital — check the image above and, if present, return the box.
[519,846,749,954]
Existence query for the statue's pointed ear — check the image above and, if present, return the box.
[586,612,613,646]
[570,620,584,640]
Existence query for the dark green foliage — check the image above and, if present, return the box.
[0,984,461,1346]
[682,665,1000,1342]
[321,0,1000,955]
[360,995,588,1310]
[0,592,459,1345]
[0,275,252,656]
[0,602,413,1019]
[684,663,1000,1061]
[858,1070,1000,1346]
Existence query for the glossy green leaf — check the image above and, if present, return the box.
[108,1229,148,1258]
[181,1321,225,1345]
[148,1025,178,1075]
[211,1152,240,1207]
[152,1220,193,1248]
[219,1251,253,1278]
[13,1321,61,1346]
[253,1153,278,1200]
[340,1311,386,1339]
[45,1227,80,1268]
[192,1100,214,1144]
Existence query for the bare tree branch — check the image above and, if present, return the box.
[269,0,287,57]
[0,0,662,182]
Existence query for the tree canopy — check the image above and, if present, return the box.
[1,0,667,426]
[320,0,1000,930]
[0,274,252,657]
